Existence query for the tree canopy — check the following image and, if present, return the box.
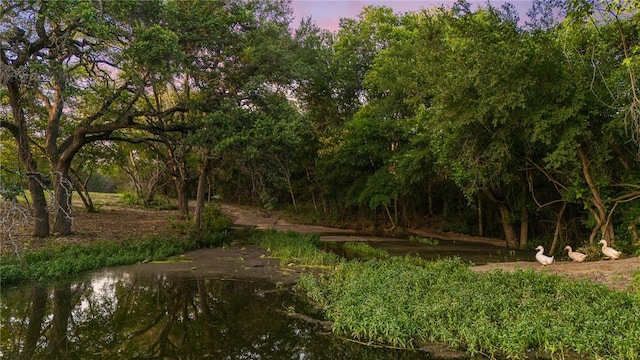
[2,0,639,250]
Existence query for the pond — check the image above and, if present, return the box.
[1,268,457,360]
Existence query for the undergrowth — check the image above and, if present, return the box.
[0,231,231,286]
[296,257,640,360]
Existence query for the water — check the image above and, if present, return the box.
[0,237,537,360]
[321,237,532,264]
[0,269,449,360]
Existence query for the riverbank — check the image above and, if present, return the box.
[3,201,639,292]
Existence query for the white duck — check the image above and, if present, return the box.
[564,246,587,262]
[535,245,554,266]
[598,239,622,260]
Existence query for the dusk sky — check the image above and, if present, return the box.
[290,0,535,31]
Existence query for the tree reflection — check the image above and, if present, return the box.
[1,272,435,359]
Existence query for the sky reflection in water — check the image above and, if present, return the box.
[1,269,440,359]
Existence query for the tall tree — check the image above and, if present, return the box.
[415,4,543,248]
[1,0,186,235]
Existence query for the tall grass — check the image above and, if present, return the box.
[0,231,231,285]
[296,257,640,359]
[257,230,341,266]
[342,241,390,260]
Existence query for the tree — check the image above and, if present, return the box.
[1,0,186,235]
[414,4,544,248]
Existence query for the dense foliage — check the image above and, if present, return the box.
[2,0,639,250]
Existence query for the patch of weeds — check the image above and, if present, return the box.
[200,203,233,232]
[407,235,439,245]
[342,241,389,260]
[0,234,209,286]
[120,192,142,206]
[257,230,341,266]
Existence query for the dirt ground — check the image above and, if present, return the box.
[4,203,639,292]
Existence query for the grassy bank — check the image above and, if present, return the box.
[3,222,640,359]
[0,231,231,285]
[296,256,640,359]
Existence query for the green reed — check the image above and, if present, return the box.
[257,230,341,266]
[342,241,390,260]
[296,257,640,359]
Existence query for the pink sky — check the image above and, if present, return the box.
[291,0,534,31]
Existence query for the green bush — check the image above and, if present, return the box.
[200,203,233,232]
[120,192,142,206]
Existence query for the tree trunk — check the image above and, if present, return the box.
[549,201,567,255]
[27,175,51,237]
[383,204,396,232]
[630,217,639,246]
[578,145,615,243]
[519,197,528,249]
[193,152,211,230]
[53,167,74,235]
[70,169,96,213]
[8,81,50,237]
[175,178,189,219]
[477,194,484,236]
[497,203,519,248]
[274,156,297,211]
[484,190,518,248]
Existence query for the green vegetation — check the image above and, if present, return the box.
[342,241,390,260]
[4,0,640,252]
[257,230,341,267]
[0,231,233,285]
[407,236,439,245]
[2,219,639,359]
[297,257,640,359]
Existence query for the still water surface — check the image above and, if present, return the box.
[1,269,447,359]
[1,238,537,359]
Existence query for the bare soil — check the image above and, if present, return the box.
[4,203,639,291]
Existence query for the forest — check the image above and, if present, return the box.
[2,0,640,253]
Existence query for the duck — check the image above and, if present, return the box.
[564,246,587,262]
[535,245,554,266]
[598,239,622,260]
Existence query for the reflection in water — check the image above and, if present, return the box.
[1,270,440,359]
[323,239,532,265]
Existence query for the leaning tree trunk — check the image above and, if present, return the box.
[8,81,50,237]
[70,169,96,213]
[549,201,567,255]
[578,146,615,244]
[484,190,519,248]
